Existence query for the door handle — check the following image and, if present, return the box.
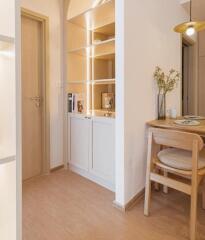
[29,96,41,107]
[85,116,91,120]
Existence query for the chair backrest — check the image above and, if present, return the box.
[149,127,204,151]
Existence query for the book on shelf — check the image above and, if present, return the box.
[68,93,84,113]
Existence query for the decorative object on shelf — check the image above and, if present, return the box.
[154,66,180,120]
[67,93,84,113]
[102,92,114,109]
[102,92,114,117]
[77,100,84,113]
[68,93,74,113]
[174,0,205,36]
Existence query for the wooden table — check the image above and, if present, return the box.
[147,118,205,136]
[147,118,205,209]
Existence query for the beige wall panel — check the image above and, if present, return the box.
[67,54,88,82]
[67,22,88,50]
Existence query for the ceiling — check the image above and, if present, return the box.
[181,0,205,21]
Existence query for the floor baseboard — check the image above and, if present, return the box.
[113,188,145,212]
[50,165,64,172]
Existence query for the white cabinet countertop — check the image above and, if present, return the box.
[68,112,115,123]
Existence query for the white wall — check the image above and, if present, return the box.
[21,0,64,168]
[115,0,188,205]
[115,0,125,206]
[0,1,16,239]
[0,160,16,240]
[0,40,16,240]
[0,45,16,155]
[0,0,15,38]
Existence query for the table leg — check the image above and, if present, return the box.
[203,177,205,210]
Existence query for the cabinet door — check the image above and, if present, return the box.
[70,116,91,171]
[92,120,115,184]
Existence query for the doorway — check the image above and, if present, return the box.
[21,9,50,180]
[182,37,198,116]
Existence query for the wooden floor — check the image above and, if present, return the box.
[23,170,205,240]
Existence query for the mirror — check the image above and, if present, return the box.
[182,31,205,117]
[181,1,205,117]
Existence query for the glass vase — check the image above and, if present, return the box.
[158,94,166,120]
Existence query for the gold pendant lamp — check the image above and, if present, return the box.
[174,0,205,36]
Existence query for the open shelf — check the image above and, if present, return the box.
[93,37,115,46]
[68,0,115,30]
[93,57,115,80]
[67,0,115,117]
[93,83,115,111]
[92,79,115,85]
[68,38,115,58]
[93,39,115,58]
[93,22,115,42]
[94,53,115,60]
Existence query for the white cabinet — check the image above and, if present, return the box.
[70,115,92,171]
[68,114,115,191]
[91,118,115,185]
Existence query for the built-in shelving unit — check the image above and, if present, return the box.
[66,0,116,191]
[68,0,115,30]
[67,0,115,116]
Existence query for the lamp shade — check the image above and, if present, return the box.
[174,21,205,34]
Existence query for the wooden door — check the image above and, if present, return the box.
[21,15,43,180]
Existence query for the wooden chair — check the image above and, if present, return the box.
[144,127,205,240]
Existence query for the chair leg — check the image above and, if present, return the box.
[163,170,168,194]
[190,181,198,240]
[144,172,152,216]
[144,132,154,217]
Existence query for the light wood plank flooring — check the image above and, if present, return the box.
[23,169,205,240]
